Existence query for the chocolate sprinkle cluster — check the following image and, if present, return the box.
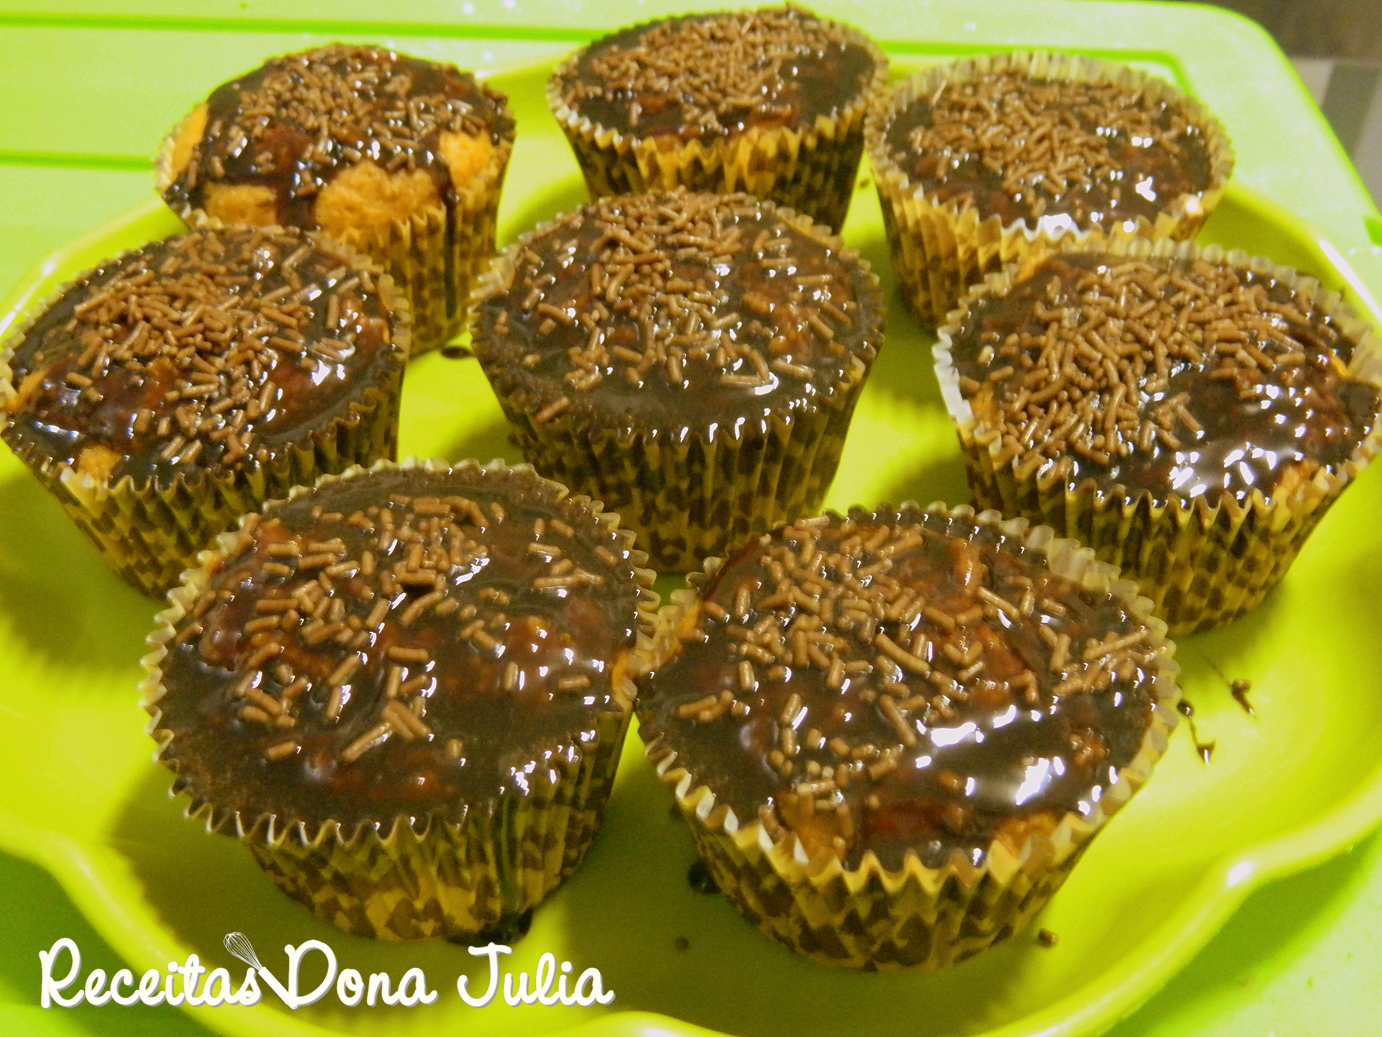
[165,44,506,216]
[889,69,1212,227]
[640,510,1163,869]
[4,227,397,485]
[948,252,1380,502]
[563,7,878,140]
[477,191,876,423]
[156,467,650,826]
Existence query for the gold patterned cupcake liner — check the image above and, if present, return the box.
[546,21,888,232]
[155,118,513,357]
[493,373,868,573]
[933,237,1382,635]
[470,198,883,572]
[140,456,660,942]
[640,503,1182,970]
[0,245,409,599]
[865,51,1235,329]
[241,723,626,942]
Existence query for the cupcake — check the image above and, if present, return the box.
[157,43,515,355]
[141,458,658,942]
[637,503,1180,970]
[547,6,888,233]
[866,51,1233,328]
[469,189,885,571]
[0,226,409,597]
[935,239,1382,634]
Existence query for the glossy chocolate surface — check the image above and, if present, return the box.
[557,8,879,142]
[472,191,883,428]
[154,465,649,829]
[638,509,1164,871]
[884,68,1213,230]
[162,44,512,228]
[3,228,401,488]
[947,252,1380,505]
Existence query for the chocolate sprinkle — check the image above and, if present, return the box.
[639,507,1168,870]
[946,251,1380,504]
[559,7,879,142]
[152,465,652,829]
[3,227,400,488]
[473,190,881,423]
[162,44,512,229]
[884,66,1213,229]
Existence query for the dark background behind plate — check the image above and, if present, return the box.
[1199,0,1382,205]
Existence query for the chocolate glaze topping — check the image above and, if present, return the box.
[162,44,513,228]
[884,68,1213,230]
[473,191,883,426]
[557,7,879,142]
[638,507,1166,871]
[152,465,652,830]
[3,227,402,488]
[946,251,1380,504]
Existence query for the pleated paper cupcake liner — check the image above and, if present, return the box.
[0,252,409,598]
[546,21,887,233]
[934,238,1382,635]
[140,456,660,941]
[639,503,1181,970]
[490,367,867,572]
[470,195,883,572]
[237,710,629,942]
[865,51,1234,329]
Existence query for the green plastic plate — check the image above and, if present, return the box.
[2,8,1382,1037]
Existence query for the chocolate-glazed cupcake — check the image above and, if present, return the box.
[141,458,657,941]
[470,189,885,571]
[637,503,1180,970]
[935,239,1382,634]
[157,43,515,354]
[866,52,1233,327]
[0,226,408,597]
[548,6,888,233]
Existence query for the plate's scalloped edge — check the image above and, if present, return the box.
[0,806,724,1037]
[977,747,1382,1037]
[7,718,1382,1037]
[2,173,1382,1037]
[0,196,184,340]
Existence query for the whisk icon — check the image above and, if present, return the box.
[223,931,340,1009]
[223,932,294,1005]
